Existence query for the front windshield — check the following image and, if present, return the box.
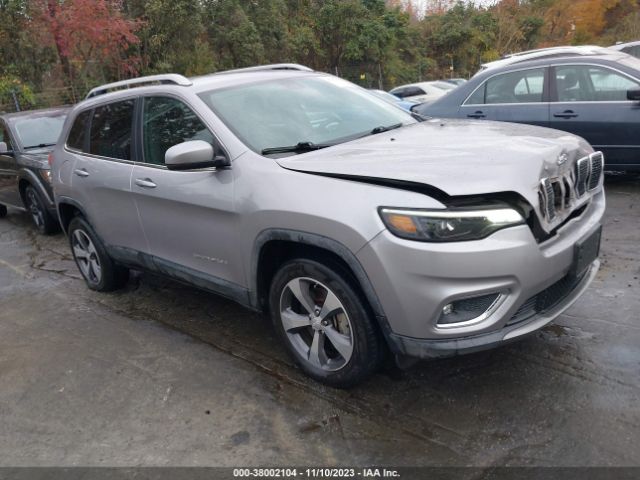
[199,75,414,155]
[13,113,67,149]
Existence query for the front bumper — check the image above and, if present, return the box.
[388,259,599,358]
[357,190,605,355]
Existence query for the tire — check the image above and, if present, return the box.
[269,258,383,388]
[68,216,128,292]
[0,204,6,218]
[24,185,59,235]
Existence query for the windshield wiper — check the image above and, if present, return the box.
[261,141,331,156]
[369,122,403,135]
[23,143,56,149]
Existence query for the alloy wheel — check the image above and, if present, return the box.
[71,229,102,284]
[279,277,354,371]
[26,188,45,230]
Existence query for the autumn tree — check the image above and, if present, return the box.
[2,0,640,109]
[39,0,141,98]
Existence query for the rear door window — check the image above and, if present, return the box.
[555,65,640,102]
[67,110,91,152]
[88,100,135,160]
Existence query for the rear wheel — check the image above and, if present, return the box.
[24,185,58,235]
[68,216,128,292]
[269,259,383,388]
[0,204,6,218]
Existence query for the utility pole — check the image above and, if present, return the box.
[11,91,21,112]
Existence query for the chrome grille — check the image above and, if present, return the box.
[588,152,603,191]
[540,178,556,220]
[539,151,603,223]
[575,157,589,197]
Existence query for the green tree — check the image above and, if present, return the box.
[0,75,35,111]
[142,0,214,75]
[204,0,265,70]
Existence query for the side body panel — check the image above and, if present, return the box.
[131,164,241,285]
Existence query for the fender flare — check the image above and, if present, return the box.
[55,196,92,233]
[17,169,54,207]
[250,229,396,348]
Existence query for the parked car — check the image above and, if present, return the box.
[389,81,454,102]
[610,40,640,58]
[52,64,604,387]
[368,89,417,111]
[415,50,640,171]
[443,78,467,86]
[0,107,69,233]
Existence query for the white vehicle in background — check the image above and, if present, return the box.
[610,40,640,59]
[389,80,455,102]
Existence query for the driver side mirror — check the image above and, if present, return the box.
[0,141,14,156]
[165,140,230,171]
[627,88,640,101]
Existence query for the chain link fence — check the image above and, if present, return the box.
[0,86,78,114]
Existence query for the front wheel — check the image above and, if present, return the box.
[0,204,7,218]
[24,185,58,234]
[269,259,383,388]
[68,216,128,292]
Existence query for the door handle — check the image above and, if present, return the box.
[135,178,157,189]
[73,168,89,177]
[467,111,486,119]
[553,110,578,119]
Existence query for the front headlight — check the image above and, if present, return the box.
[39,169,52,184]
[379,207,525,242]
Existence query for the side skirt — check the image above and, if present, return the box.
[107,245,252,309]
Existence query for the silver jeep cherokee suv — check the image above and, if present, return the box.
[51,64,604,387]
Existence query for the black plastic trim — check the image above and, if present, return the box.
[250,228,398,351]
[107,246,251,307]
[56,197,92,233]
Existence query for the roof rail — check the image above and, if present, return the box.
[502,45,604,59]
[479,45,611,73]
[85,74,193,99]
[214,63,313,75]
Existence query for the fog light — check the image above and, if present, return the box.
[437,293,502,326]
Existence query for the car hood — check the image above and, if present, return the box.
[276,119,593,218]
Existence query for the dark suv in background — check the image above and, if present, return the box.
[415,49,640,171]
[0,107,69,233]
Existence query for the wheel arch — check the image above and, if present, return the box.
[17,169,52,207]
[251,229,395,348]
[56,197,90,234]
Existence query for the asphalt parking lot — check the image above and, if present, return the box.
[0,174,638,467]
